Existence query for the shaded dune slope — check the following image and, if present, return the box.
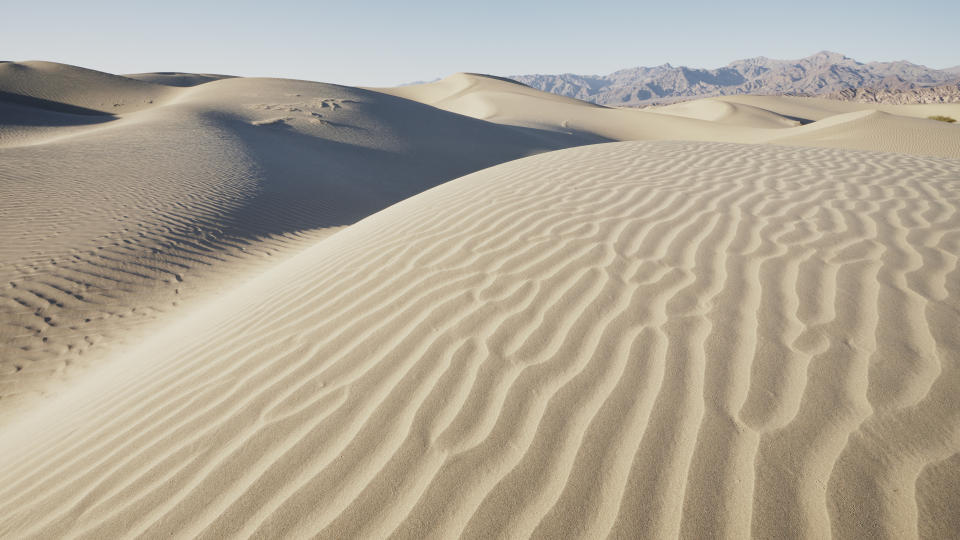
[0,61,177,114]
[0,61,173,145]
[1,141,957,539]
[0,65,596,414]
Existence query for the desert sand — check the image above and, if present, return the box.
[1,61,959,539]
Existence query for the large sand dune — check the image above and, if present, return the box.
[0,63,590,415]
[1,62,960,538]
[1,141,958,539]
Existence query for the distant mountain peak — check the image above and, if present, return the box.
[510,52,958,106]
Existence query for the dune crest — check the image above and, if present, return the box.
[1,141,957,539]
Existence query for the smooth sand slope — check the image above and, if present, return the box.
[1,141,958,539]
[714,94,960,123]
[0,62,592,416]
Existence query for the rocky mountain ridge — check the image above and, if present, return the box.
[510,52,960,106]
[819,83,960,105]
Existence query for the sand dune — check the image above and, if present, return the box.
[0,61,176,146]
[0,61,177,114]
[767,109,960,156]
[1,141,957,538]
[715,94,960,124]
[123,72,236,87]
[0,63,590,416]
[2,62,960,538]
[375,73,763,142]
[647,99,802,128]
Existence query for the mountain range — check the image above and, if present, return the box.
[510,51,960,106]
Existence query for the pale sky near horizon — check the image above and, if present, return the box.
[3,0,959,86]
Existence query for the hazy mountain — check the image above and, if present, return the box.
[510,51,960,106]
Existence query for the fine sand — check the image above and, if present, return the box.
[1,62,959,539]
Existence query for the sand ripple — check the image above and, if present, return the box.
[0,141,957,539]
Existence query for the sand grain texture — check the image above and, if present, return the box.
[1,141,958,539]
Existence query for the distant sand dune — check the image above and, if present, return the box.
[648,98,802,128]
[380,73,960,158]
[1,142,957,538]
[715,94,960,124]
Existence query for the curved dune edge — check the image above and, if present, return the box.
[0,141,958,539]
[647,98,802,128]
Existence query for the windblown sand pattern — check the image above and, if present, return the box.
[0,104,337,410]
[0,141,957,539]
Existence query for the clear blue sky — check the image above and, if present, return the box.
[3,0,958,86]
